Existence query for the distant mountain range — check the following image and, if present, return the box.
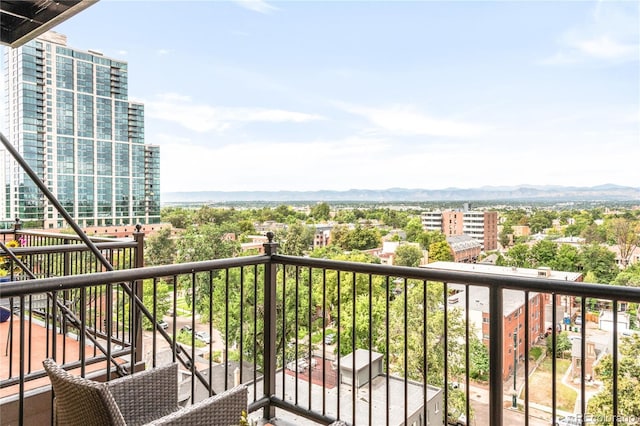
[162,184,640,203]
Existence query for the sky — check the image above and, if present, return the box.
[6,0,640,193]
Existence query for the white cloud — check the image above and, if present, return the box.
[570,36,637,59]
[156,135,389,192]
[156,49,171,56]
[339,104,490,138]
[232,0,277,14]
[117,50,128,56]
[145,94,323,133]
[542,2,639,64]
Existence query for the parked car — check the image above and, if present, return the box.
[574,316,582,326]
[157,320,169,330]
[324,333,336,345]
[180,325,192,333]
[195,331,211,344]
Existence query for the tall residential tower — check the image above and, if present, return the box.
[2,32,160,228]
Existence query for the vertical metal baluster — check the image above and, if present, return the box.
[523,291,529,426]
[294,265,299,406]
[337,269,342,421]
[369,274,374,426]
[322,268,327,416]
[351,271,356,425]
[552,292,557,423]
[580,296,586,425]
[282,265,287,400]
[403,277,408,426]
[239,266,244,385]
[263,233,277,421]
[443,281,448,419]
[308,267,313,411]
[489,284,503,426]
[612,302,618,426]
[465,284,471,426]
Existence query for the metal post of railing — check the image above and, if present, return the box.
[489,284,503,425]
[262,231,278,421]
[13,217,21,241]
[133,224,145,364]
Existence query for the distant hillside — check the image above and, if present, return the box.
[162,184,640,203]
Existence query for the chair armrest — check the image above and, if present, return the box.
[108,363,180,425]
[147,385,248,426]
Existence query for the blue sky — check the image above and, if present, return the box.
[9,1,640,192]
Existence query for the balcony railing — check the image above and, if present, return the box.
[1,234,640,425]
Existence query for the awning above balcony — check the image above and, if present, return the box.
[1,0,98,48]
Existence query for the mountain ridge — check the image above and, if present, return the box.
[162,184,640,203]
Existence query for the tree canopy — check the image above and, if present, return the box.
[588,334,640,423]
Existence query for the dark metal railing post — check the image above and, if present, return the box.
[263,231,278,421]
[133,224,145,364]
[489,284,503,425]
[13,217,21,241]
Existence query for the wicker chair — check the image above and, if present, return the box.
[43,358,247,426]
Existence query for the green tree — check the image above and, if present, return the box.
[428,241,453,262]
[499,223,514,248]
[145,227,176,266]
[505,243,532,268]
[607,218,639,268]
[330,225,350,249]
[552,244,580,272]
[587,334,640,423]
[175,224,240,264]
[332,225,380,251]
[529,210,555,234]
[334,209,356,224]
[612,263,640,287]
[546,331,572,358]
[310,202,331,221]
[404,217,424,242]
[162,207,193,229]
[416,230,446,251]
[579,244,618,284]
[580,223,606,244]
[387,281,468,415]
[394,244,424,267]
[530,240,558,267]
[381,209,410,229]
[469,337,490,381]
[279,223,314,256]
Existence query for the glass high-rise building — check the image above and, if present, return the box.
[2,32,160,228]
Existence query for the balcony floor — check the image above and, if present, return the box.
[0,316,118,398]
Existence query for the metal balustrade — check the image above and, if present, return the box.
[1,237,640,425]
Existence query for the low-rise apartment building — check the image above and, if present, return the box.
[424,262,582,381]
[421,205,498,251]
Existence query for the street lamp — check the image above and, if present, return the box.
[512,330,517,408]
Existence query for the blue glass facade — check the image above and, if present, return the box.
[3,32,160,228]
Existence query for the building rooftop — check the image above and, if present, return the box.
[447,235,482,252]
[339,349,383,372]
[424,261,582,282]
[249,369,440,426]
[424,261,583,315]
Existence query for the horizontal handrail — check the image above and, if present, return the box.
[0,241,137,256]
[273,254,640,302]
[0,255,270,298]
